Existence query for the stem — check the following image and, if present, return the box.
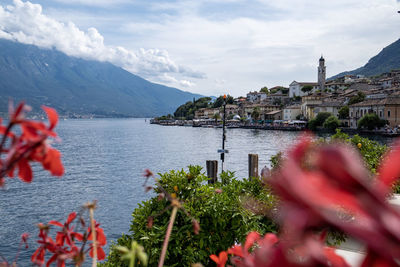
[0,136,46,178]
[130,253,135,267]
[89,207,97,267]
[0,122,13,152]
[158,206,178,267]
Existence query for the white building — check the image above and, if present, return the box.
[283,105,302,120]
[289,81,318,97]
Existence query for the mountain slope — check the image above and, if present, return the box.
[0,39,202,117]
[330,38,400,80]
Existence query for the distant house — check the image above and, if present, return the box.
[222,104,239,117]
[283,105,301,121]
[289,81,318,97]
[346,96,400,129]
[265,110,282,121]
[194,108,219,119]
[314,101,343,118]
[240,103,280,120]
[301,93,326,119]
[246,91,267,103]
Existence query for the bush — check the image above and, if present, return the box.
[338,106,349,119]
[323,115,340,131]
[308,112,332,130]
[101,167,278,266]
[331,129,387,173]
[357,113,386,130]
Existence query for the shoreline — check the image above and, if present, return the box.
[150,119,400,137]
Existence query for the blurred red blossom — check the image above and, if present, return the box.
[212,134,400,266]
[0,102,64,186]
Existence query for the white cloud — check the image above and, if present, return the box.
[1,0,399,97]
[51,0,132,7]
[117,0,400,96]
[0,0,203,87]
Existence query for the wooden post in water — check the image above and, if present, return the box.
[206,160,218,184]
[248,154,259,179]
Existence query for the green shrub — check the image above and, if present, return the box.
[323,115,340,131]
[101,166,278,267]
[308,112,332,131]
[357,113,386,130]
[331,130,387,173]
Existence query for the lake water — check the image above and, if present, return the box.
[0,118,390,265]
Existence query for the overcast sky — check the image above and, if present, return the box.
[0,0,399,97]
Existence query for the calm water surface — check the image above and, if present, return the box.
[0,118,388,265]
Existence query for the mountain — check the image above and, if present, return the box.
[330,38,400,80]
[0,39,202,117]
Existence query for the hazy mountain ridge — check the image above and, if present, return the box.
[0,39,202,117]
[330,38,400,80]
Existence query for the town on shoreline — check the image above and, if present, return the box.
[152,56,400,136]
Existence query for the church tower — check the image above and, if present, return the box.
[318,55,326,91]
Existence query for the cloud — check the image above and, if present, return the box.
[51,0,132,7]
[0,0,204,87]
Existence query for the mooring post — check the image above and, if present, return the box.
[248,154,259,179]
[206,160,218,184]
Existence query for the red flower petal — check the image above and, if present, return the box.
[377,141,400,192]
[89,246,106,260]
[66,212,77,225]
[18,158,33,183]
[244,232,260,251]
[46,253,58,267]
[96,227,107,246]
[42,147,64,176]
[210,254,220,264]
[48,221,63,227]
[324,247,350,267]
[42,106,59,130]
[227,245,244,257]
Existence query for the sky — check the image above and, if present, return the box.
[0,0,399,97]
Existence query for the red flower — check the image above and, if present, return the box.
[87,221,107,261]
[1,102,64,184]
[48,212,83,247]
[210,251,228,267]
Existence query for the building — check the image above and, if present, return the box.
[289,81,318,97]
[246,91,267,103]
[222,104,239,118]
[265,110,282,121]
[240,103,280,120]
[301,93,327,119]
[314,101,343,118]
[194,108,219,119]
[283,105,301,121]
[318,56,326,91]
[348,99,386,129]
[384,96,400,127]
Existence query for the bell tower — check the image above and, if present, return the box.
[318,55,326,91]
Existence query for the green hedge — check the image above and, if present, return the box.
[101,167,278,267]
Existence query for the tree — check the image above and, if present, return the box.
[301,85,313,94]
[323,115,341,131]
[357,113,386,130]
[173,97,212,119]
[308,112,332,130]
[212,95,234,108]
[348,92,365,105]
[251,107,261,121]
[260,87,269,94]
[338,106,349,119]
[213,113,221,122]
